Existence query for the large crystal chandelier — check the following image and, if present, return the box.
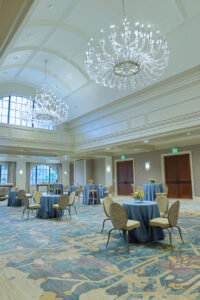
[85,0,169,90]
[20,60,69,127]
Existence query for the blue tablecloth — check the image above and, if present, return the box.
[122,201,164,243]
[98,186,107,198]
[37,195,63,219]
[50,184,63,194]
[83,184,100,205]
[8,190,23,207]
[143,183,164,201]
[69,186,78,193]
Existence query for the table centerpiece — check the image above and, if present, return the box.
[132,189,145,202]
[149,177,157,184]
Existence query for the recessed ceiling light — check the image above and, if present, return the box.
[106,147,110,150]
[48,4,54,10]
[144,139,149,144]
[186,132,191,135]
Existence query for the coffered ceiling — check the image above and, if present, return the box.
[0,0,199,121]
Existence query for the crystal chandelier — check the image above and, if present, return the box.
[19,60,69,127]
[85,0,169,90]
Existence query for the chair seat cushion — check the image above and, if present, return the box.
[52,204,59,209]
[29,204,40,209]
[150,217,169,228]
[125,219,140,230]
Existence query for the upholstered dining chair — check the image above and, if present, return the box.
[65,191,77,219]
[77,185,83,202]
[52,194,69,219]
[155,195,168,217]
[156,183,168,197]
[16,189,26,202]
[0,188,8,201]
[149,200,184,251]
[33,191,42,204]
[64,185,70,194]
[106,202,141,253]
[21,194,41,220]
[101,197,114,233]
[104,185,113,197]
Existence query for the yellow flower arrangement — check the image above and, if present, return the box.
[88,178,94,184]
[133,190,144,201]
[149,177,157,183]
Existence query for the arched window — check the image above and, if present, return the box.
[30,165,57,185]
[0,95,53,130]
[0,165,8,184]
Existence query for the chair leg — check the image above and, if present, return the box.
[176,226,184,244]
[101,218,109,233]
[106,228,116,248]
[22,208,26,219]
[27,210,30,221]
[69,206,71,219]
[126,231,130,253]
[74,205,77,214]
[167,228,173,251]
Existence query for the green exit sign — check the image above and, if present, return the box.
[121,155,126,160]
[172,148,179,153]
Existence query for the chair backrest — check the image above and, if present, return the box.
[69,191,76,204]
[109,203,128,230]
[0,188,7,197]
[33,191,42,203]
[58,194,69,209]
[156,195,168,215]
[103,197,114,217]
[131,184,135,193]
[168,200,180,227]
[21,194,29,209]
[164,183,168,194]
[108,185,113,194]
[77,185,83,193]
[17,189,26,200]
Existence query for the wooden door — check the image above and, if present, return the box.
[164,154,192,199]
[117,160,133,195]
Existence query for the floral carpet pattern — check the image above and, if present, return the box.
[0,201,200,300]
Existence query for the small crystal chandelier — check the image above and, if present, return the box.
[85,0,169,90]
[20,60,69,127]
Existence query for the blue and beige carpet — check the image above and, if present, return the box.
[0,200,200,300]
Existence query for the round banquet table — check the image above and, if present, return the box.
[143,183,164,201]
[8,190,23,207]
[37,194,63,219]
[122,201,164,243]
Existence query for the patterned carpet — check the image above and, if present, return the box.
[0,200,200,300]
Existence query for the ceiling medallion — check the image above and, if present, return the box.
[19,60,69,127]
[85,0,169,90]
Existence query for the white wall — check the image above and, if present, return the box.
[74,159,85,186]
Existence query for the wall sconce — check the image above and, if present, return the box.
[145,162,150,170]
[106,165,111,173]
[19,169,23,175]
[64,170,67,175]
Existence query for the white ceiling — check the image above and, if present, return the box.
[0,0,200,120]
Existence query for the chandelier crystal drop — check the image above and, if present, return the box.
[85,0,169,90]
[19,60,69,127]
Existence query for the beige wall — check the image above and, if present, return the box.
[93,158,105,185]
[134,144,200,198]
[74,159,85,186]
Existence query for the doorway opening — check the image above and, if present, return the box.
[117,160,133,195]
